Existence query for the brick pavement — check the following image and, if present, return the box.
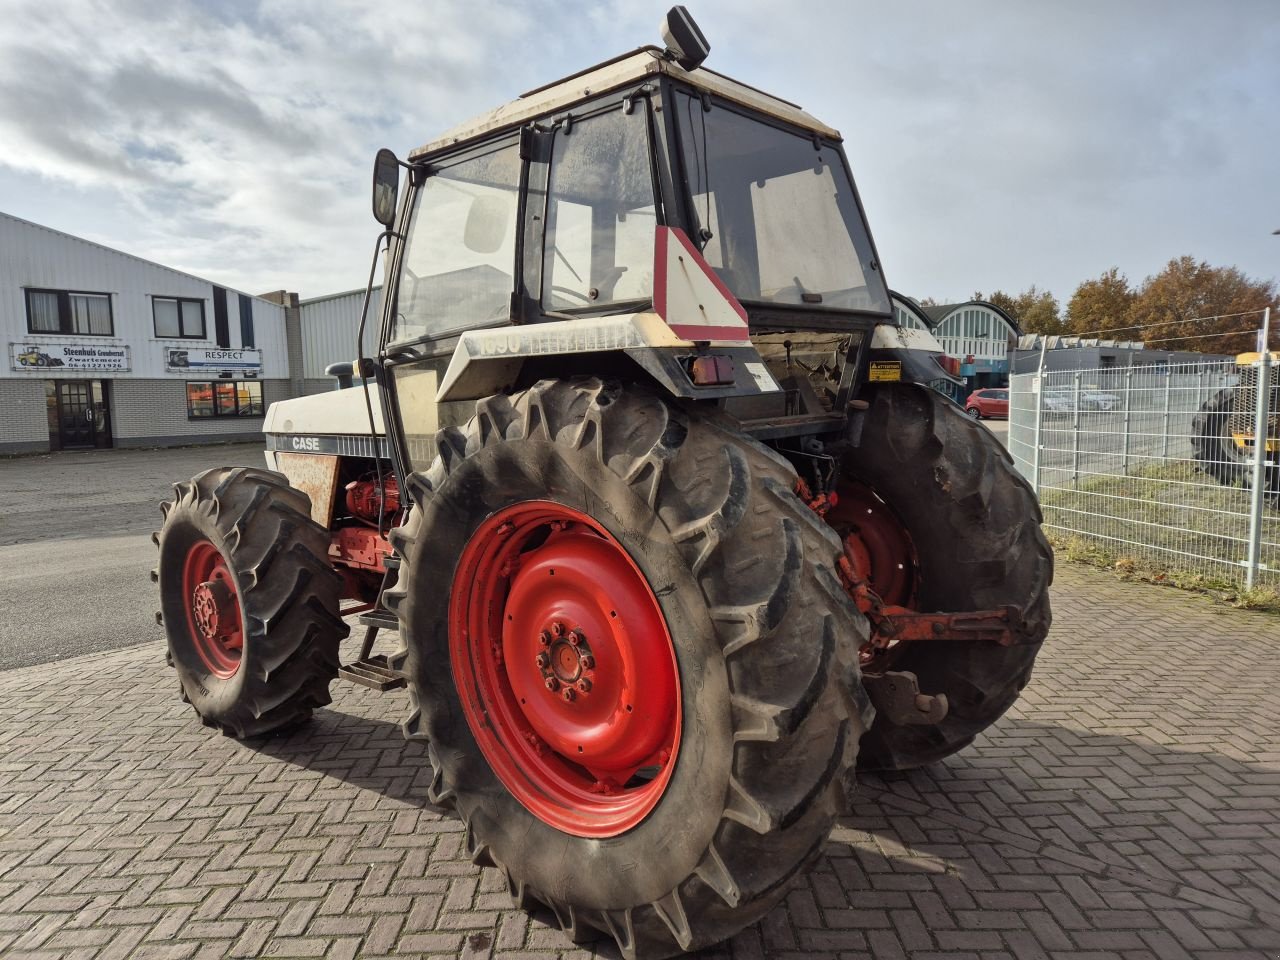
[1,562,1278,960]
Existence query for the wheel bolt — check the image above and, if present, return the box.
[569,631,582,647]
[577,678,592,694]
[552,622,565,637]
[562,687,576,702]
[580,655,595,670]
[538,630,552,646]
[545,677,560,692]
[535,652,550,669]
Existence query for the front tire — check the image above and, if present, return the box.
[841,384,1052,770]
[1192,387,1251,487]
[154,467,348,737]
[966,406,982,419]
[385,379,871,960]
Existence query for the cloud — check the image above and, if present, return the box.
[0,0,542,292]
[0,0,1276,303]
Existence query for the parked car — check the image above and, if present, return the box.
[1041,387,1076,416]
[1081,389,1121,411]
[964,388,1009,420]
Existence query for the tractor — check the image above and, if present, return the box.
[1192,349,1279,496]
[154,10,1052,957]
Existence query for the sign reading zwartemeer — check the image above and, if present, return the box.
[10,341,131,372]
[165,347,262,373]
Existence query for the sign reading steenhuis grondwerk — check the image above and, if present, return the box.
[10,341,131,372]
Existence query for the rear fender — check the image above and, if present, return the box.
[434,311,782,402]
[867,323,965,392]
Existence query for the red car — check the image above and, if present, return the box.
[964,388,1009,420]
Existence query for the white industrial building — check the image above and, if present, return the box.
[1,212,295,454]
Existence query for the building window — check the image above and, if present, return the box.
[238,294,255,347]
[186,381,263,419]
[153,297,206,338]
[25,288,114,336]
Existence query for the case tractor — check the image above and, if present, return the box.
[154,10,1052,957]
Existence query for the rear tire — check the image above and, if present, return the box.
[1192,387,1251,487]
[385,379,872,960]
[843,384,1052,770]
[154,467,347,738]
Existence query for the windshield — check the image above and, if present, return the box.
[675,92,889,314]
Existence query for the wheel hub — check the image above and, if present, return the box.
[180,539,244,679]
[536,622,594,688]
[192,579,235,641]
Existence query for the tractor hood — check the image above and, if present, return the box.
[264,385,384,439]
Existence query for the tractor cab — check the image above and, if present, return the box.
[367,29,927,476]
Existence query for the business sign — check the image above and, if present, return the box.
[10,341,130,372]
[165,347,262,374]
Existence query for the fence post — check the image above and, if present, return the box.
[1031,341,1047,497]
[1246,307,1273,590]
[1122,367,1133,475]
[1161,367,1172,460]
[1071,372,1081,484]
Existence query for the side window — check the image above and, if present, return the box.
[394,142,521,342]
[543,108,655,310]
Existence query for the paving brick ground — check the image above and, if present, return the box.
[1,562,1278,960]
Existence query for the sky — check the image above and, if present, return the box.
[0,0,1277,306]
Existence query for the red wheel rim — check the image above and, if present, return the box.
[449,502,681,838]
[182,539,244,679]
[828,480,917,608]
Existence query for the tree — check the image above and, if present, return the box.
[976,286,1065,336]
[1066,268,1136,339]
[1129,257,1278,356]
[984,290,1021,320]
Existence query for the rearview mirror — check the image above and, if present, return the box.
[372,148,399,227]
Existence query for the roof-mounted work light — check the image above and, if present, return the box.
[661,6,710,71]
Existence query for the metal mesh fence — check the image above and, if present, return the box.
[1009,358,1278,592]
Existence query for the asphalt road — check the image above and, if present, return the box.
[0,443,266,671]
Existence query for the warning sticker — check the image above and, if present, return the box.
[744,362,779,392]
[868,361,902,382]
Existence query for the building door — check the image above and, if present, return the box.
[50,380,112,449]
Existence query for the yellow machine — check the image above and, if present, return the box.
[1192,351,1279,487]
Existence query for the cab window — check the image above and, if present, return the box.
[393,141,521,342]
[542,107,655,311]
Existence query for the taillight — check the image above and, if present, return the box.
[687,355,736,386]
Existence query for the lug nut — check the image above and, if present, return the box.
[562,687,576,702]
[552,622,565,637]
[538,630,552,646]
[577,678,592,694]
[544,677,560,692]
[535,652,550,669]
[580,655,595,670]
[569,630,582,647]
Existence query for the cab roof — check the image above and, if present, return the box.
[408,46,841,160]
